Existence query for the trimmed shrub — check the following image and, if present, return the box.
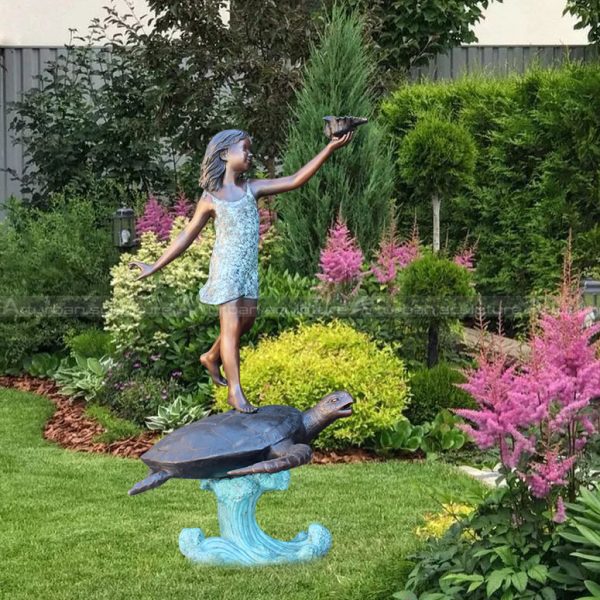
[214,320,410,449]
[404,363,476,425]
[381,65,600,311]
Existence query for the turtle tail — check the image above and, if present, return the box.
[128,470,172,496]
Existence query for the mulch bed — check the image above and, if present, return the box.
[0,374,386,464]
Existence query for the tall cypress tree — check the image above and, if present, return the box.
[277,5,395,276]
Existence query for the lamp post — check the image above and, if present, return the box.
[582,278,600,325]
[112,206,138,251]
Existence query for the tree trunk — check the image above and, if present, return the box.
[432,193,440,253]
[427,323,439,368]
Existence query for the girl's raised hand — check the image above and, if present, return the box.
[327,130,355,151]
[128,261,154,281]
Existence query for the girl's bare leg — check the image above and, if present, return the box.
[199,335,227,387]
[219,297,258,413]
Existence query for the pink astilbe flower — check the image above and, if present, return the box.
[553,496,567,523]
[136,195,173,241]
[454,247,476,271]
[527,453,577,499]
[456,268,600,501]
[370,222,421,289]
[171,192,193,219]
[316,215,364,288]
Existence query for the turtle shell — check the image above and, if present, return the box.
[141,405,305,480]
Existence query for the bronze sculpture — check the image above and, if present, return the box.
[129,119,360,413]
[128,390,353,495]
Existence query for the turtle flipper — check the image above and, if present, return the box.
[128,470,172,496]
[227,444,312,477]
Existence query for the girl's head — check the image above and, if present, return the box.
[199,129,252,191]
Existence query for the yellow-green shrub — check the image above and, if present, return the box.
[214,320,410,448]
[103,217,215,355]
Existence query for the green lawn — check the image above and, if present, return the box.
[0,386,482,600]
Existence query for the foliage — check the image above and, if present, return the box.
[381,65,600,311]
[398,254,476,366]
[145,385,213,433]
[556,485,600,595]
[278,6,395,276]
[0,192,118,372]
[84,403,143,443]
[395,484,567,600]
[340,0,503,87]
[415,503,475,541]
[104,375,185,425]
[64,328,114,359]
[374,410,468,457]
[214,320,410,449]
[405,362,476,425]
[564,0,600,45]
[22,353,63,378]
[53,354,114,403]
[110,0,322,176]
[7,21,176,205]
[397,112,477,202]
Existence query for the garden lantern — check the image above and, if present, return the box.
[583,278,600,309]
[582,278,600,325]
[112,206,137,250]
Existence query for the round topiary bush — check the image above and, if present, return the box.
[403,362,476,425]
[214,320,410,449]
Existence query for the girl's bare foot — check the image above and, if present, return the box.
[200,353,227,387]
[227,390,258,413]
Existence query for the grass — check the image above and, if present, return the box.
[0,386,483,600]
[84,403,143,443]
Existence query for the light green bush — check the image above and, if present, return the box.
[214,320,410,449]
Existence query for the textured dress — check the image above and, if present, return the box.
[198,182,260,305]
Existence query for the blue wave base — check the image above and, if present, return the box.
[179,470,332,566]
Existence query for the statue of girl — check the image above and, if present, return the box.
[129,127,354,413]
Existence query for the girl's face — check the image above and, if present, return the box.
[225,137,253,172]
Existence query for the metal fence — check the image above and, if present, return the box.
[1,44,597,217]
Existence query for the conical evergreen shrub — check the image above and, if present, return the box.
[277,5,395,276]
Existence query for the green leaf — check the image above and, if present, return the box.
[487,569,507,596]
[527,564,548,584]
[511,572,528,593]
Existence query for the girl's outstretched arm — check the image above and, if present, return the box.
[250,131,354,199]
[129,193,213,280]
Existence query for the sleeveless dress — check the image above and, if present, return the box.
[198,182,260,305]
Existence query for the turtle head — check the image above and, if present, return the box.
[302,390,354,441]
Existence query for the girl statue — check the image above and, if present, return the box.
[129,127,354,413]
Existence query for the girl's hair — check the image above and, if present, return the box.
[199,129,251,191]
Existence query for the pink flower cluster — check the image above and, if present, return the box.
[456,296,600,500]
[370,226,421,288]
[454,246,476,271]
[136,192,194,241]
[316,216,364,286]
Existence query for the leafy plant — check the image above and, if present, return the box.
[374,410,467,458]
[146,387,213,433]
[53,354,114,402]
[404,362,476,425]
[84,404,143,444]
[556,485,600,597]
[22,353,63,378]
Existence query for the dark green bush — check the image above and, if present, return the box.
[65,328,115,359]
[107,376,184,426]
[404,363,475,425]
[381,65,600,313]
[0,192,119,372]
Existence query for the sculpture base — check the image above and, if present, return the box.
[179,470,331,566]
